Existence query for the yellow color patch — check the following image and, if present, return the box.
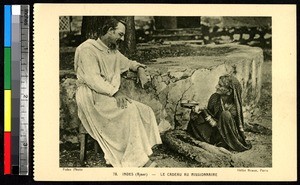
[4,90,11,132]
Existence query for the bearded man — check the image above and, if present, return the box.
[74,18,161,167]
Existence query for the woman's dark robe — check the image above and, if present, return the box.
[187,77,251,152]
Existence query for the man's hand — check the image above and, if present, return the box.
[137,67,148,89]
[113,91,132,109]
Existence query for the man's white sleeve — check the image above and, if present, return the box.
[118,51,146,72]
[76,48,118,96]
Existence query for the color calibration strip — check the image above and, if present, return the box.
[4,5,12,175]
[4,5,30,175]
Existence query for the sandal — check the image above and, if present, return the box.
[143,160,158,167]
[148,161,158,167]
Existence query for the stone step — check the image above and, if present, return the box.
[152,28,203,41]
[159,40,205,45]
[151,34,203,41]
[154,28,202,35]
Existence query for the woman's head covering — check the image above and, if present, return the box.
[219,75,246,138]
[219,75,242,95]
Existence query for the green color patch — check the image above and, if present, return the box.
[4,48,11,89]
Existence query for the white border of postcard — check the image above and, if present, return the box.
[33,4,297,181]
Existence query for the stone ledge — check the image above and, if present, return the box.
[60,44,263,132]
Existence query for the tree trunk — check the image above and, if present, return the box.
[162,130,234,167]
[125,16,136,56]
[162,130,253,167]
[119,16,136,57]
[81,16,107,42]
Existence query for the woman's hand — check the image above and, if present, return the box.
[192,105,205,114]
[113,91,132,109]
[208,119,217,127]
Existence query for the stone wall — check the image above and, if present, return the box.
[60,44,263,133]
[201,25,271,47]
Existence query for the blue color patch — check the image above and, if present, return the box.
[4,5,12,47]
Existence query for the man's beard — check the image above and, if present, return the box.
[108,43,118,50]
[108,40,121,50]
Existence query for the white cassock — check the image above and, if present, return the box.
[74,39,162,167]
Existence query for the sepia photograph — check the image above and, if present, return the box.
[33,4,296,181]
[59,16,272,168]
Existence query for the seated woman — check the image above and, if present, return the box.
[187,75,252,152]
